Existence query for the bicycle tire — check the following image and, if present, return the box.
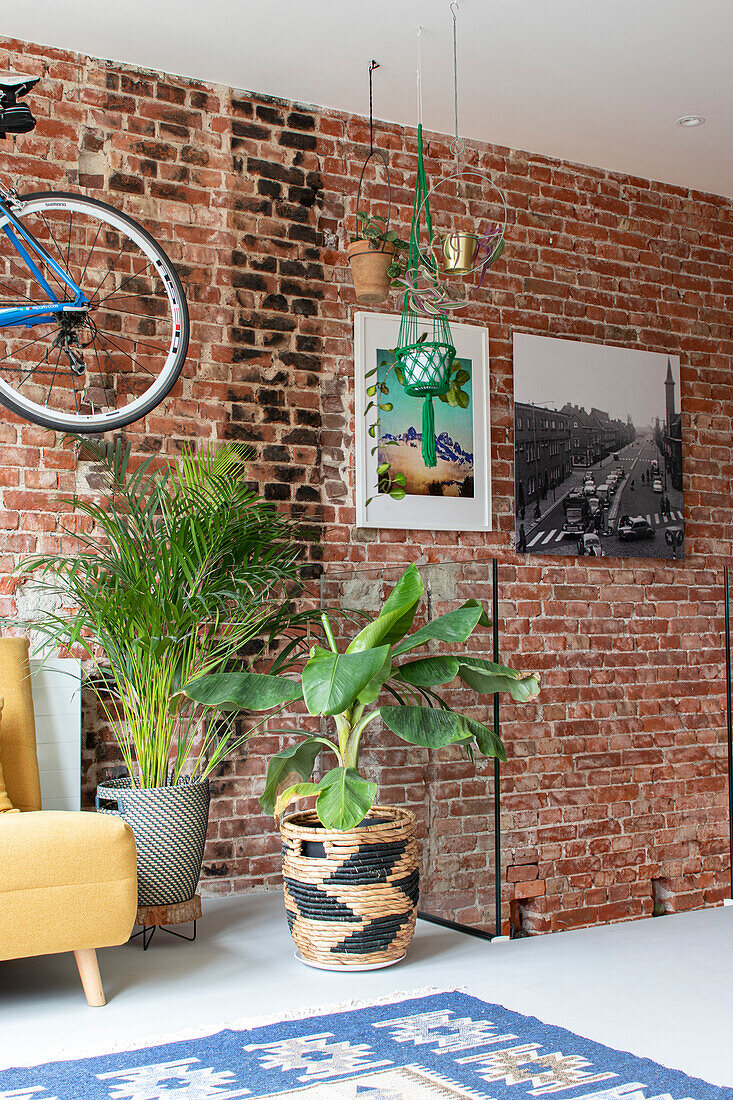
[0,191,190,433]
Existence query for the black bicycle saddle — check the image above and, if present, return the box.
[0,75,39,136]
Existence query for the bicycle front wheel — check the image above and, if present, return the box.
[0,192,189,433]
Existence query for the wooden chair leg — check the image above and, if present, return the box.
[74,948,106,1007]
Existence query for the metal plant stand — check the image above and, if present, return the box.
[130,894,202,950]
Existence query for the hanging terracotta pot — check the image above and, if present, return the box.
[347,240,395,304]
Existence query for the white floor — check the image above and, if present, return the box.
[1,893,732,1087]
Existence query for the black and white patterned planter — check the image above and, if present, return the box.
[96,777,210,907]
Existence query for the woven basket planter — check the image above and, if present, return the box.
[96,777,210,907]
[281,805,419,968]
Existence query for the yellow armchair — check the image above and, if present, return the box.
[0,637,138,1006]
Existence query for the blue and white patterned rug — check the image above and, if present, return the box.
[1,989,730,1099]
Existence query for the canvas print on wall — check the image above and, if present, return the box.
[355,312,490,531]
[513,333,684,560]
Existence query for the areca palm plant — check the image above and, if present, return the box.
[184,563,540,829]
[17,438,314,787]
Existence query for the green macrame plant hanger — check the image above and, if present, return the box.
[394,124,456,468]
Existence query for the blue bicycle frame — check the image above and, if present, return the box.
[0,197,87,328]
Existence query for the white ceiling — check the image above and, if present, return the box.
[4,0,733,197]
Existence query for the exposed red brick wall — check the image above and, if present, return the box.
[1,34,732,935]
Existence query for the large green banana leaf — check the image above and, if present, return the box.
[184,671,303,712]
[302,645,390,716]
[373,564,424,646]
[395,655,460,687]
[391,601,485,656]
[259,738,324,814]
[275,765,377,829]
[457,658,541,702]
[380,704,507,761]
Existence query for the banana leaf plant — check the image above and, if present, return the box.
[183,564,540,831]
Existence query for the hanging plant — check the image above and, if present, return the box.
[363,348,471,507]
[346,63,409,306]
[391,124,458,469]
[415,5,509,294]
[348,210,409,305]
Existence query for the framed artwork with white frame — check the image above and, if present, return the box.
[354,311,491,531]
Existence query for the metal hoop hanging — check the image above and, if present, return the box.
[416,167,508,281]
[413,2,508,284]
[449,2,465,165]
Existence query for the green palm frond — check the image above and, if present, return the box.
[16,438,315,787]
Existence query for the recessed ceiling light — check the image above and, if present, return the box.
[676,115,705,127]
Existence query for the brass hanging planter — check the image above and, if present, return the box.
[439,230,479,274]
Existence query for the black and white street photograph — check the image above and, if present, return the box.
[513,334,684,559]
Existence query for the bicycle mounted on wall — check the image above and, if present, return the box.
[0,75,189,433]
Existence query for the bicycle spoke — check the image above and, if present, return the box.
[95,328,154,381]
[38,213,74,297]
[0,331,50,366]
[94,325,162,363]
[90,335,115,408]
[45,346,63,405]
[87,240,129,302]
[0,280,37,304]
[78,220,103,288]
[94,292,166,313]
[39,212,68,267]
[69,356,80,413]
[64,211,73,302]
[93,258,155,308]
[19,343,51,387]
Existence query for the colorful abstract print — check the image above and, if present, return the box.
[0,991,730,1099]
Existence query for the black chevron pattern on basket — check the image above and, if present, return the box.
[96,777,210,906]
[333,910,413,954]
[284,877,361,922]
[392,869,420,904]
[326,839,409,883]
[281,806,419,966]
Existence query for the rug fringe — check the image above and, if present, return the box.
[4,986,457,1070]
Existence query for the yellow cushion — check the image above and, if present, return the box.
[0,637,42,812]
[0,696,16,813]
[0,810,138,960]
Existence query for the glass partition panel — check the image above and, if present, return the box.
[320,561,499,936]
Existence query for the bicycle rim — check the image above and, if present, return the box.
[0,192,189,432]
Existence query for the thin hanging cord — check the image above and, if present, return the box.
[450,2,464,166]
[368,59,379,154]
[416,25,422,127]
